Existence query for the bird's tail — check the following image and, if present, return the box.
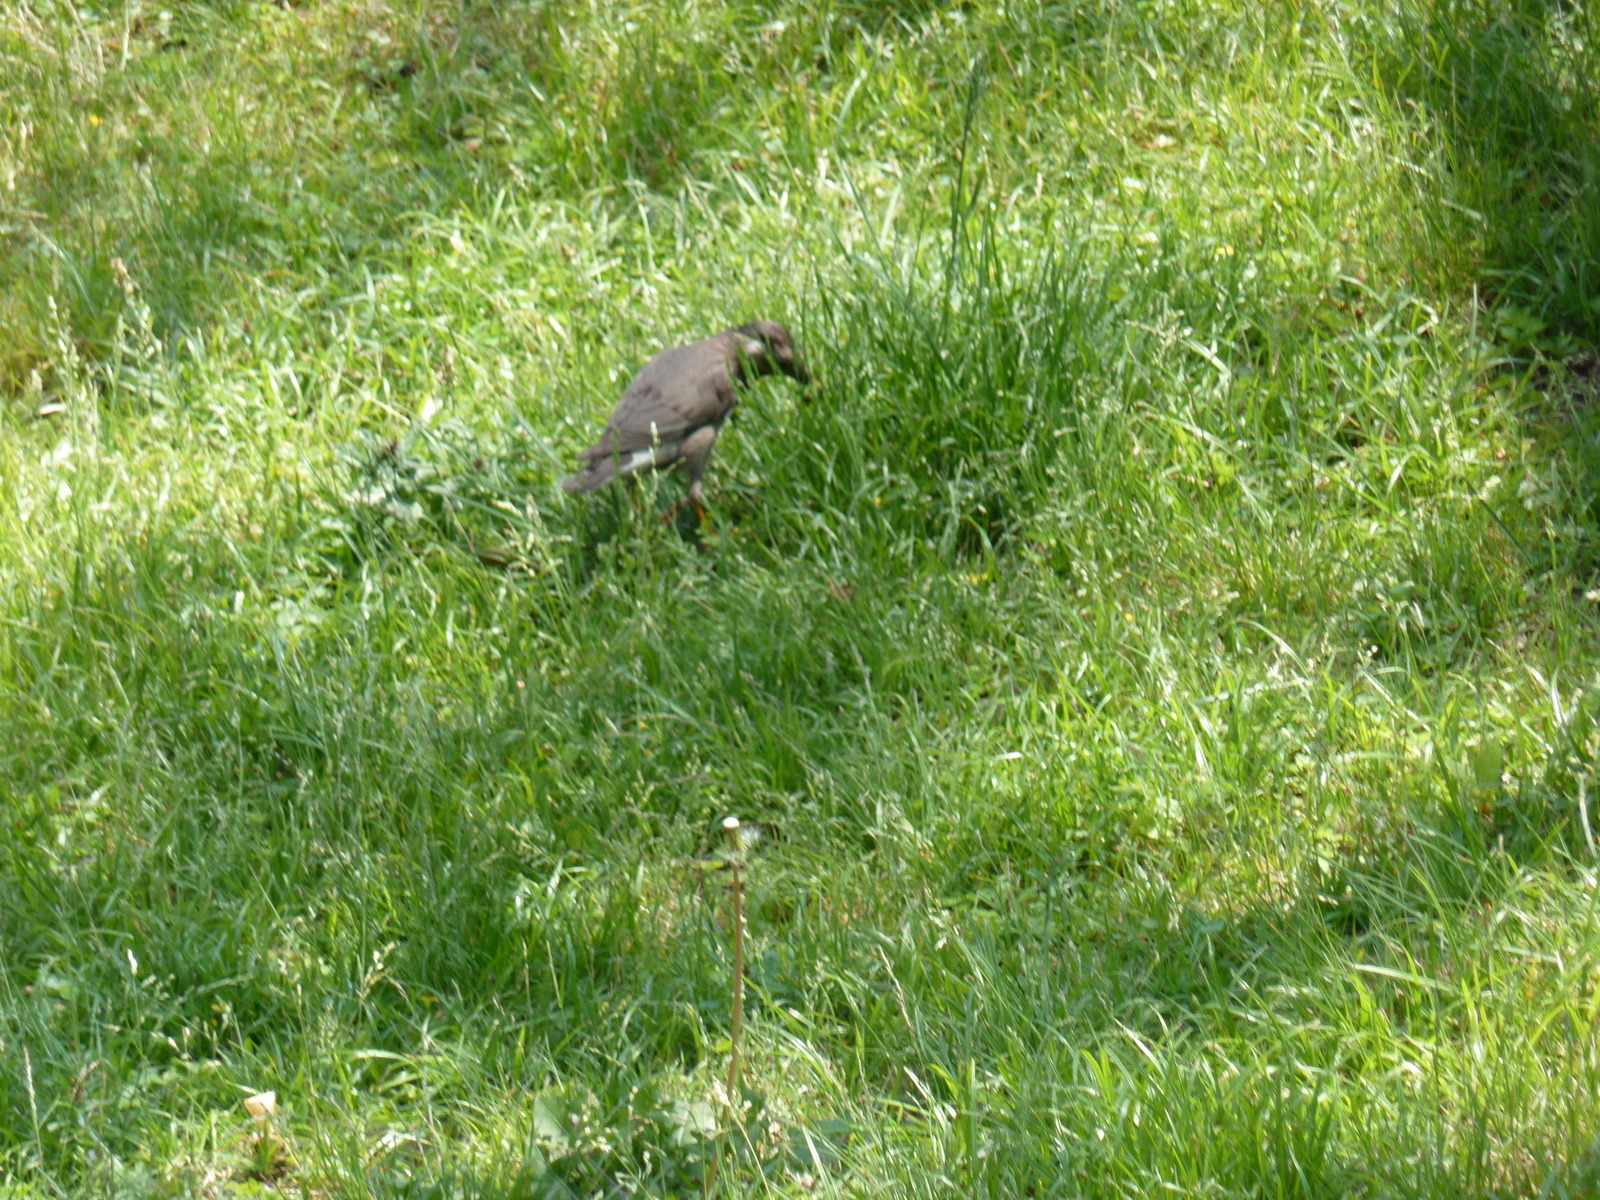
[562,442,685,494]
[561,458,616,494]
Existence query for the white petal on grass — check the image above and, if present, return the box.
[244,1091,277,1121]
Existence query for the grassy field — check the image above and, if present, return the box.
[4,0,1600,1195]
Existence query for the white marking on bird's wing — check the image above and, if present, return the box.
[617,440,685,474]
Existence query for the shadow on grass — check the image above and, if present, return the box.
[1370,1,1600,600]
[1375,0,1600,342]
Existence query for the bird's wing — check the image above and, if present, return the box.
[576,339,736,462]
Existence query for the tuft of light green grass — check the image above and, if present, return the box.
[3,0,1600,1196]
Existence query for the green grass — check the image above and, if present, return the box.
[4,0,1600,1195]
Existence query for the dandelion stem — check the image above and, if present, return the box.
[724,818,746,1105]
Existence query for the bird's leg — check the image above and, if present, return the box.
[662,426,718,524]
[660,483,704,525]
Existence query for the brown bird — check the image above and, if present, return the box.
[560,321,809,507]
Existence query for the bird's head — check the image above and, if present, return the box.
[732,321,811,389]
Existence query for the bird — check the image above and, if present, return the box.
[560,321,809,511]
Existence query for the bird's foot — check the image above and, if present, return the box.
[661,498,706,525]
